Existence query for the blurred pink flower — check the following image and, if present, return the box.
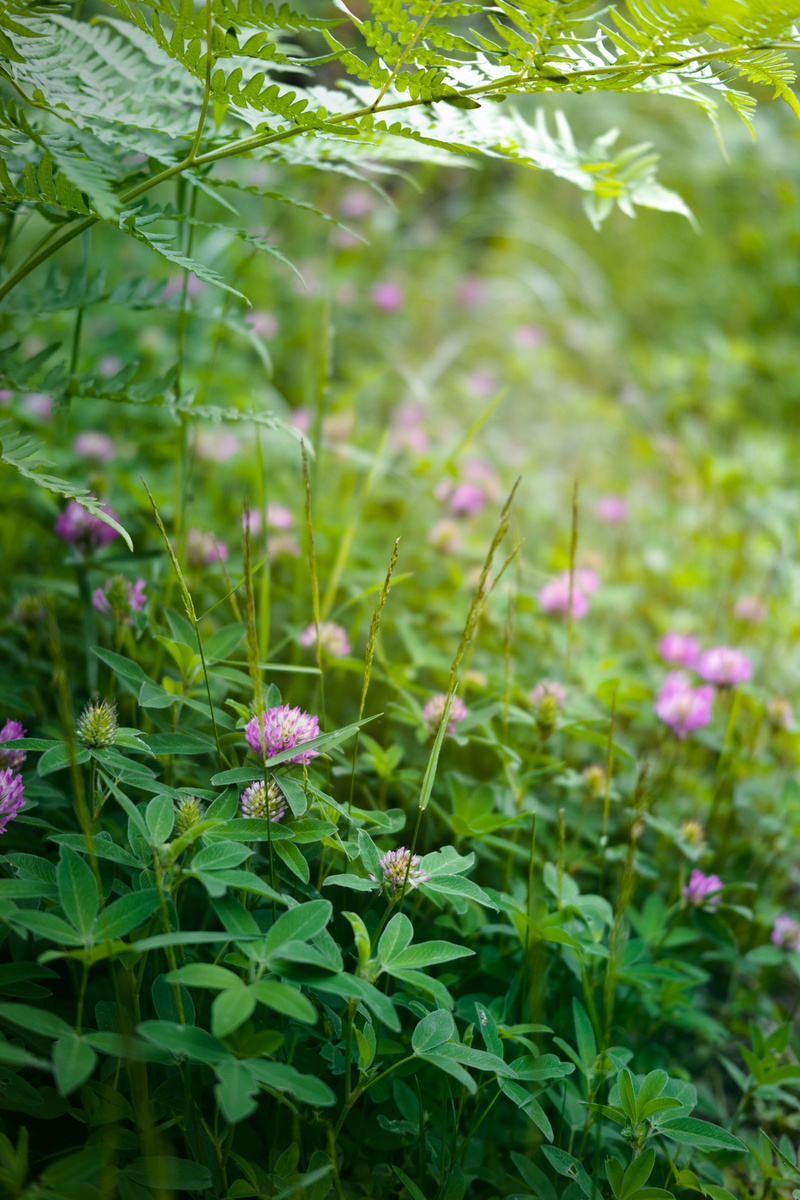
[0,769,24,834]
[539,576,589,619]
[654,672,714,739]
[514,325,544,349]
[194,430,240,462]
[22,392,53,419]
[73,432,115,463]
[299,621,350,658]
[187,529,228,565]
[449,483,486,517]
[93,576,147,619]
[270,535,301,559]
[339,187,374,218]
[458,277,485,307]
[98,354,122,378]
[659,633,701,670]
[772,913,800,951]
[245,311,279,339]
[574,567,600,594]
[465,370,496,398]
[0,389,13,405]
[290,408,312,434]
[734,595,767,624]
[392,403,429,453]
[427,520,462,554]
[242,509,262,536]
[371,281,404,312]
[683,869,724,910]
[422,693,467,737]
[164,273,206,299]
[55,501,119,551]
[267,504,293,530]
[596,495,629,523]
[529,680,567,708]
[697,646,752,687]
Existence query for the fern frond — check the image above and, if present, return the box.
[0,419,133,549]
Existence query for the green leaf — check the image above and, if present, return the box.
[146,794,175,844]
[419,1051,476,1093]
[621,1148,654,1200]
[138,1021,232,1065]
[53,1035,97,1095]
[394,1167,427,1200]
[0,1002,73,1039]
[412,1009,455,1053]
[38,744,91,775]
[390,942,475,970]
[249,981,317,1024]
[192,842,252,871]
[6,909,85,946]
[378,913,414,965]
[166,964,244,991]
[322,874,378,892]
[204,624,246,662]
[659,1117,747,1152]
[125,1158,212,1191]
[542,1146,594,1198]
[573,999,597,1067]
[214,1059,260,1124]
[57,846,99,941]
[635,1069,668,1121]
[247,1059,335,1107]
[100,889,160,940]
[264,900,332,953]
[212,988,257,1038]
[423,874,498,909]
[618,1068,637,1121]
[274,839,310,883]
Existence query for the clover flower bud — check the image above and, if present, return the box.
[175,795,206,836]
[680,819,705,852]
[582,764,606,801]
[772,914,800,952]
[529,680,566,738]
[240,779,286,822]
[299,621,350,659]
[76,699,118,748]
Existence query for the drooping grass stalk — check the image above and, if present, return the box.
[348,537,400,817]
[142,477,224,769]
[503,588,515,738]
[566,479,579,678]
[598,684,619,895]
[302,442,326,728]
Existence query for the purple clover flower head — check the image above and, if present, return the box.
[73,432,115,463]
[658,632,701,670]
[449,483,486,517]
[0,769,24,834]
[55,501,120,551]
[93,576,148,620]
[574,567,600,594]
[683,869,724,910]
[0,721,26,770]
[371,281,404,312]
[245,311,279,339]
[299,622,350,659]
[245,705,320,764]
[422,694,467,737]
[369,847,431,893]
[697,646,752,687]
[654,672,715,740]
[427,520,462,554]
[734,595,767,624]
[514,324,544,349]
[772,914,800,952]
[538,576,589,620]
[187,529,228,565]
[240,779,286,822]
[596,495,629,523]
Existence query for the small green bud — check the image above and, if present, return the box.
[76,699,118,748]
